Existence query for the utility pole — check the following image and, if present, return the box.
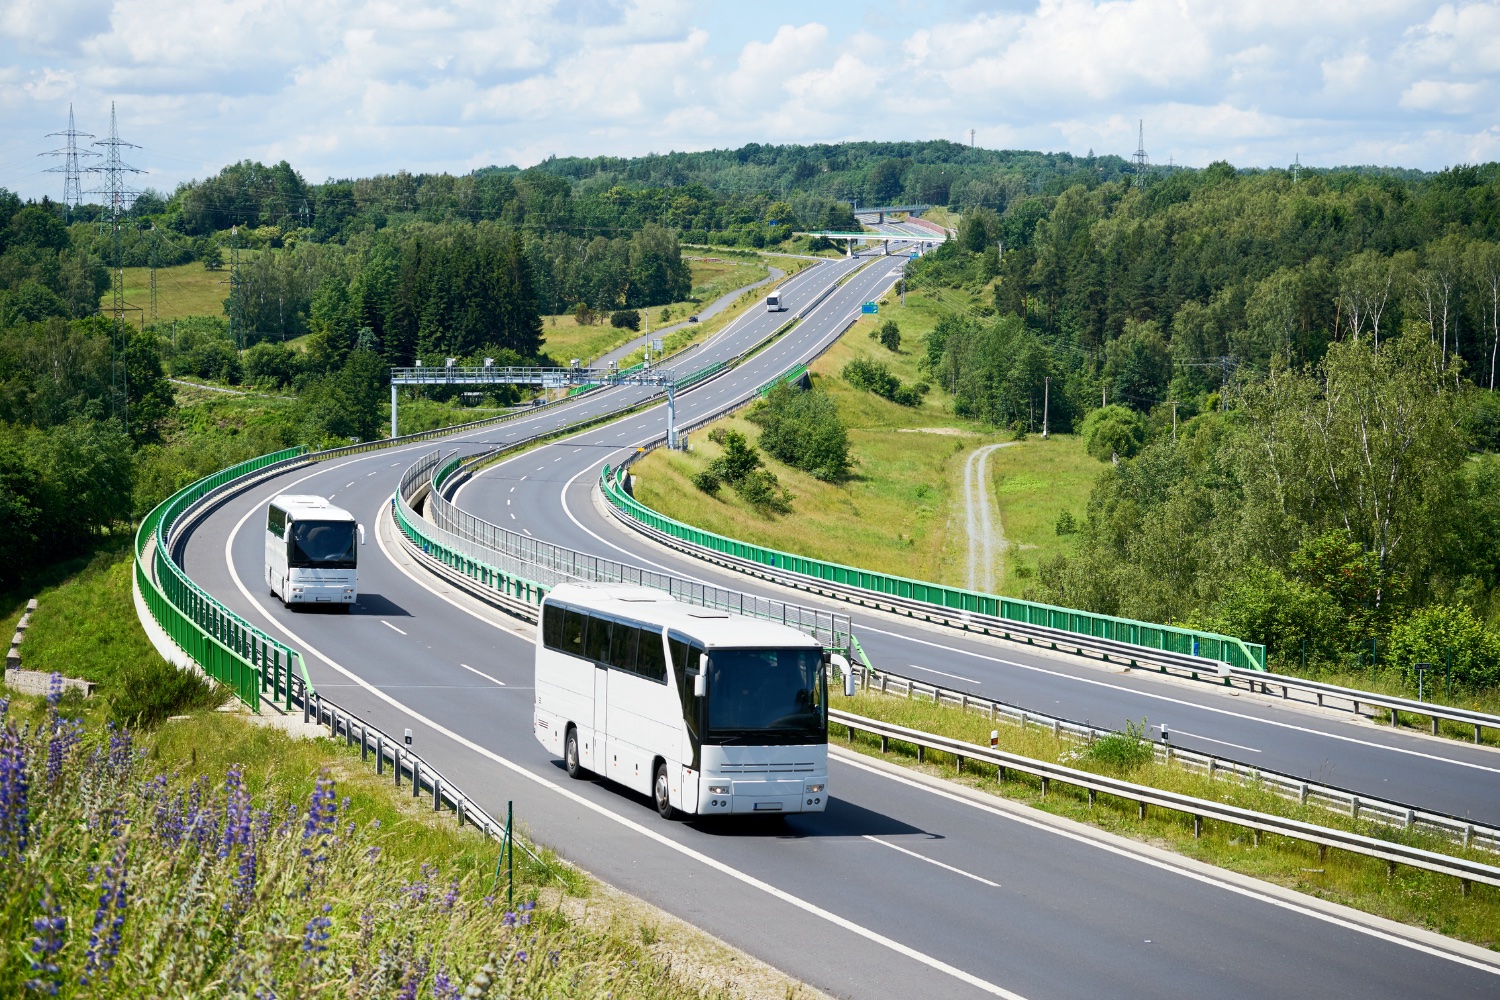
[1042,376,1050,439]
[1292,153,1301,184]
[42,104,97,215]
[148,224,159,324]
[969,129,975,148]
[86,103,144,433]
[1132,119,1149,188]
[229,225,243,349]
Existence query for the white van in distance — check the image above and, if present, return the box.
[264,495,364,610]
[534,583,831,819]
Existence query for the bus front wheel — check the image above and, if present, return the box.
[653,762,677,821]
[564,728,586,780]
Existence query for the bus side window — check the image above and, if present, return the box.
[637,627,667,682]
[268,506,286,538]
[561,608,586,656]
[584,614,612,664]
[669,636,701,736]
[542,604,564,650]
[609,624,638,673]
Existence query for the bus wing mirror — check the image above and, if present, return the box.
[831,653,854,697]
[693,672,705,698]
[358,524,366,545]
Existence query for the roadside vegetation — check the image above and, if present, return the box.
[836,687,1500,949]
[0,529,800,999]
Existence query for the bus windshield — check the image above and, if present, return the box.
[289,521,357,569]
[705,647,825,744]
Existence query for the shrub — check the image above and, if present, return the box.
[843,358,926,407]
[734,468,793,514]
[750,382,852,481]
[1388,604,1500,689]
[1195,561,1343,669]
[1064,719,1155,773]
[706,430,762,484]
[609,309,640,330]
[692,469,720,494]
[243,341,302,388]
[571,302,597,326]
[108,656,225,727]
[870,320,901,352]
[1080,404,1146,461]
[1055,510,1077,535]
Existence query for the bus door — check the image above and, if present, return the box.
[593,665,608,757]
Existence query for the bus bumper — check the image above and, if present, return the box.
[286,585,356,604]
[698,778,828,815]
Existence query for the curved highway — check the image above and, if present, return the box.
[177,246,1500,998]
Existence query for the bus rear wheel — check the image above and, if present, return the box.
[653,762,676,820]
[564,728,586,780]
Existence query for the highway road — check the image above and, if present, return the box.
[176,246,1500,998]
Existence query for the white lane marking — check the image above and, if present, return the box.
[509,487,515,493]
[221,519,1024,999]
[520,475,528,480]
[367,471,379,476]
[381,620,406,635]
[1170,730,1260,753]
[346,481,356,488]
[458,662,506,686]
[908,663,981,685]
[523,528,533,536]
[836,753,1500,978]
[507,498,511,505]
[861,623,1500,776]
[510,513,516,520]
[863,835,1000,887]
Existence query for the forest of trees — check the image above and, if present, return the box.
[902,160,1500,685]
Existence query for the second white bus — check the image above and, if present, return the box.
[534,583,833,819]
[265,495,364,610]
[765,292,785,312]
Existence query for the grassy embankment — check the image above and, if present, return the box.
[0,524,815,997]
[630,287,1100,596]
[837,687,1500,949]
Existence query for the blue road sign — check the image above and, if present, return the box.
[861,302,878,314]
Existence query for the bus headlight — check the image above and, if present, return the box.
[707,785,730,795]
[804,783,824,794]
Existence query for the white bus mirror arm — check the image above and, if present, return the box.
[358,524,366,545]
[830,653,854,697]
[693,672,705,698]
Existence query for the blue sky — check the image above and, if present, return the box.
[2,1,1497,200]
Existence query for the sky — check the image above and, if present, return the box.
[2,0,1498,200]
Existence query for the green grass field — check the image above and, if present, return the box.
[631,288,1103,595]
[104,261,242,322]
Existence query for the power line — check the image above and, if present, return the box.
[40,104,98,211]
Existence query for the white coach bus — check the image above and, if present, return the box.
[534,583,833,819]
[264,495,364,610]
[765,291,785,312]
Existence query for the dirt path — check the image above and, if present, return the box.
[962,442,1013,592]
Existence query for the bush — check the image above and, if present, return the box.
[750,382,852,481]
[706,430,762,484]
[609,309,640,330]
[1065,719,1154,773]
[870,320,901,352]
[734,468,793,514]
[1388,604,1500,689]
[109,656,225,727]
[1054,510,1077,535]
[843,358,926,407]
[571,302,597,326]
[243,340,302,387]
[1080,404,1146,461]
[692,469,720,494]
[1195,561,1343,668]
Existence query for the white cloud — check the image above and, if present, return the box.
[2,1,1499,199]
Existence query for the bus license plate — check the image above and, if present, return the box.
[753,802,782,812]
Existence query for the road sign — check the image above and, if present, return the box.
[861,302,878,314]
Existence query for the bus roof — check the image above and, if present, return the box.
[269,495,356,521]
[545,582,820,649]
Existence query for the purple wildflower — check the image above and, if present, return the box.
[301,771,337,887]
[440,879,460,912]
[0,725,29,860]
[231,845,258,909]
[82,838,129,985]
[221,766,251,859]
[26,885,66,995]
[431,968,460,1000]
[300,903,332,959]
[394,957,428,1000]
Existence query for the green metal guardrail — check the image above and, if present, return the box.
[758,364,808,397]
[393,487,551,610]
[135,447,312,711]
[600,465,1266,671]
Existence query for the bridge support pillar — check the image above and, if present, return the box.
[390,383,399,439]
[666,384,678,449]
